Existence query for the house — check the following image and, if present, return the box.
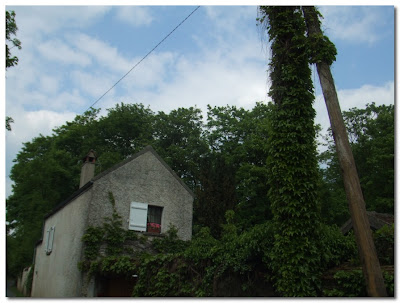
[30,146,194,297]
[340,211,394,235]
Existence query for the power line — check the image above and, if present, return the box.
[85,6,201,112]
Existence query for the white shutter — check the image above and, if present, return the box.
[45,226,55,255]
[45,228,50,253]
[129,202,148,231]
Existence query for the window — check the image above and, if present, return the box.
[148,206,162,225]
[147,206,163,234]
[128,202,163,234]
[45,226,55,255]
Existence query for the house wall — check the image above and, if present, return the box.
[88,150,193,241]
[17,266,31,296]
[31,189,93,297]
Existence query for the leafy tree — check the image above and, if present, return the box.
[320,103,394,224]
[6,116,14,131]
[6,135,78,277]
[153,106,208,189]
[194,153,237,238]
[205,103,272,229]
[6,10,21,131]
[98,103,155,160]
[6,10,21,69]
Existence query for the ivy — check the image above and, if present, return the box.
[259,6,322,296]
[78,192,139,278]
[324,269,394,297]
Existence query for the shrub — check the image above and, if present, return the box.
[319,224,357,270]
[373,224,394,265]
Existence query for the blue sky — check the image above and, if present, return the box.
[3,4,396,198]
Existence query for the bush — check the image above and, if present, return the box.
[319,224,357,270]
[324,269,394,297]
[373,224,394,265]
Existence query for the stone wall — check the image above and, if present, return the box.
[88,149,193,241]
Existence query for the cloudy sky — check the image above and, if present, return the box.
[4,4,395,198]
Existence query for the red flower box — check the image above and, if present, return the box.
[147,222,161,234]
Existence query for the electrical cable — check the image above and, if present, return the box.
[85,6,201,112]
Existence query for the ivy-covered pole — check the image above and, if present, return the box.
[259,6,321,296]
[301,6,387,297]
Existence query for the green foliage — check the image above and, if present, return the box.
[382,271,394,297]
[259,6,322,296]
[6,10,22,69]
[319,225,357,270]
[320,103,394,223]
[81,226,104,261]
[151,224,188,254]
[79,193,139,278]
[153,106,208,189]
[373,224,394,265]
[324,269,394,297]
[325,270,367,297]
[6,116,14,131]
[302,6,337,65]
[133,213,276,297]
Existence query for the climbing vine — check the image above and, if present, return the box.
[259,6,322,296]
[78,194,363,297]
[78,192,139,278]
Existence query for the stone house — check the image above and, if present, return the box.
[31,146,194,297]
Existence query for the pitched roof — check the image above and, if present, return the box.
[340,211,394,234]
[92,145,194,198]
[44,145,194,220]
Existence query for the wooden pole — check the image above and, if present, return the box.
[302,6,387,297]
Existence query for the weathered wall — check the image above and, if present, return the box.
[17,266,31,296]
[31,147,193,297]
[31,189,93,297]
[88,149,193,241]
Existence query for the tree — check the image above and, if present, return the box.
[302,6,387,297]
[153,106,208,190]
[6,10,21,131]
[205,103,272,229]
[259,6,322,296]
[320,103,394,223]
[6,116,14,131]
[6,10,21,69]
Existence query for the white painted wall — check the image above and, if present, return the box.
[31,189,92,297]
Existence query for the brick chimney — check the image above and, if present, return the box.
[80,150,96,188]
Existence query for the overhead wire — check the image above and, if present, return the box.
[85,6,201,112]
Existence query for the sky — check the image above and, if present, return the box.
[3,4,396,199]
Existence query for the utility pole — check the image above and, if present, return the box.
[302,6,387,297]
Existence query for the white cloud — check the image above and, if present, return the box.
[4,5,394,199]
[70,33,135,73]
[114,6,154,27]
[319,6,392,45]
[8,6,110,42]
[70,70,117,99]
[120,51,177,90]
[134,47,269,115]
[314,81,394,151]
[37,39,92,66]
[38,74,60,95]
